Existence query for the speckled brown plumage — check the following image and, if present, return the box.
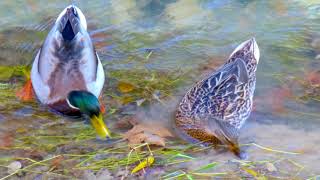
[175,38,259,158]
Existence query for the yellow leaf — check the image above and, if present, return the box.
[121,96,134,105]
[242,167,258,177]
[118,82,135,93]
[131,155,155,174]
[123,122,173,147]
[16,127,27,133]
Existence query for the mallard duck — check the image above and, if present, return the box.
[175,38,260,158]
[27,5,111,138]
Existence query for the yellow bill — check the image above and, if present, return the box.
[90,113,111,138]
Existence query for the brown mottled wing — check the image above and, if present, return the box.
[190,58,248,119]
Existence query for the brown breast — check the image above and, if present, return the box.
[45,62,87,117]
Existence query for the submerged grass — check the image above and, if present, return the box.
[0,122,314,179]
[0,89,315,179]
[105,67,188,108]
[0,58,318,179]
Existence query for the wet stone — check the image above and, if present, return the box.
[0,113,5,122]
[12,106,34,117]
[7,161,22,174]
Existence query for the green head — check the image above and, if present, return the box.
[67,90,111,138]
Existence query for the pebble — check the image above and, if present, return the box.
[13,106,33,117]
[82,170,96,180]
[311,38,320,50]
[96,169,113,180]
[136,99,145,106]
[7,161,22,174]
[266,162,277,172]
[0,114,5,122]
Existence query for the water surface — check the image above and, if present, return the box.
[0,0,320,179]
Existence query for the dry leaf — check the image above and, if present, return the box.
[51,156,64,170]
[270,86,292,113]
[16,127,27,133]
[306,70,320,85]
[16,79,34,101]
[242,167,258,177]
[118,81,135,93]
[98,96,106,114]
[0,132,14,148]
[123,122,173,147]
[131,156,155,174]
[121,96,134,105]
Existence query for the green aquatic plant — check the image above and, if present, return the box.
[106,68,187,106]
[0,122,315,180]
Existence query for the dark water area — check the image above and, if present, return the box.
[0,0,320,179]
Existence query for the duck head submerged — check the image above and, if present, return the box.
[30,5,108,138]
[67,91,111,139]
[175,38,260,159]
[32,4,103,105]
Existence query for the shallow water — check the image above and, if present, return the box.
[1,0,320,179]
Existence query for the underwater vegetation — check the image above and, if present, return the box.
[1,0,320,179]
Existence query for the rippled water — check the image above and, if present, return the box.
[1,0,320,179]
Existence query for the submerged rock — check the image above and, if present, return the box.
[13,106,34,117]
[7,161,22,174]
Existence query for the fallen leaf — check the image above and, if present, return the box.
[123,121,173,147]
[306,70,320,85]
[114,116,137,129]
[16,79,34,101]
[118,81,135,93]
[131,155,155,174]
[16,149,46,162]
[242,167,258,177]
[120,96,134,105]
[50,156,64,170]
[0,132,14,148]
[98,96,106,114]
[270,86,292,113]
[16,127,27,133]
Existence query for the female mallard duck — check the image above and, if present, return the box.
[28,5,111,138]
[175,38,260,158]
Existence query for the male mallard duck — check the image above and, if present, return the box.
[27,5,111,138]
[175,38,260,158]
